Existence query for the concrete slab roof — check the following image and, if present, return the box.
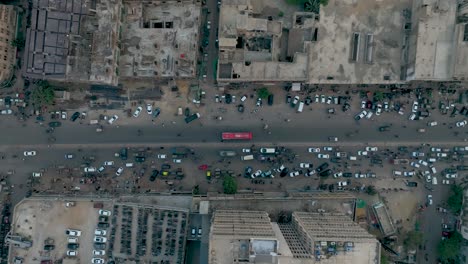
[118,1,200,79]
[307,0,409,84]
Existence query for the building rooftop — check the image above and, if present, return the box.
[118,0,200,79]
[307,0,409,84]
[24,0,121,85]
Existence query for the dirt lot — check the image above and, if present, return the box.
[10,198,108,264]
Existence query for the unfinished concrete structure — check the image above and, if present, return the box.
[0,4,17,82]
[119,0,201,79]
[217,0,309,83]
[24,0,122,85]
[209,210,380,264]
[405,0,468,81]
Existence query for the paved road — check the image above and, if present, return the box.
[0,117,465,147]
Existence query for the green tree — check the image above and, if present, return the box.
[278,11,284,17]
[438,231,463,263]
[222,176,237,194]
[11,37,25,50]
[32,80,55,107]
[192,185,200,195]
[380,254,388,264]
[366,186,377,195]
[447,185,464,214]
[257,87,270,99]
[374,91,384,102]
[404,231,423,250]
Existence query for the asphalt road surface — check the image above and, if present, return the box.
[1,117,465,147]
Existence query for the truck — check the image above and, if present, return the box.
[185,113,200,123]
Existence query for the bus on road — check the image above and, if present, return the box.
[221,132,253,141]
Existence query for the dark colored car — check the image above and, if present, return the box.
[225,94,232,104]
[343,172,353,178]
[67,243,79,250]
[161,164,171,170]
[153,108,161,118]
[97,222,109,228]
[48,121,62,127]
[237,104,244,113]
[286,94,291,104]
[319,169,332,177]
[371,158,383,165]
[267,94,274,105]
[44,245,55,250]
[94,243,106,250]
[120,148,128,160]
[70,112,80,122]
[305,96,312,105]
[185,107,190,117]
[150,170,159,181]
[379,125,390,132]
[280,167,289,177]
[407,182,418,187]
[316,162,329,173]
[135,156,145,163]
[244,166,253,178]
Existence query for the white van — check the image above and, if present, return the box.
[349,156,357,161]
[241,155,254,161]
[125,163,134,168]
[297,101,304,113]
[432,176,438,185]
[366,111,373,119]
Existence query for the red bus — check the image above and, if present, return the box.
[222,132,253,140]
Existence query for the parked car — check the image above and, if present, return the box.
[308,147,320,153]
[318,154,329,159]
[133,106,143,117]
[70,112,80,122]
[108,115,118,124]
[24,151,36,157]
[94,236,107,243]
[146,104,152,115]
[115,167,124,176]
[66,229,82,237]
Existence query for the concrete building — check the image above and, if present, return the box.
[405,0,468,81]
[119,0,201,79]
[0,4,17,82]
[217,0,309,83]
[209,210,380,264]
[24,0,122,85]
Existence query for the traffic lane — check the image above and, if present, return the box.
[0,120,462,146]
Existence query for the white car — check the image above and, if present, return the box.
[357,151,368,156]
[442,179,450,185]
[146,104,152,115]
[23,151,36,157]
[376,104,382,115]
[305,170,316,177]
[104,161,114,166]
[446,173,458,178]
[318,154,329,159]
[289,171,300,177]
[437,153,448,158]
[68,237,78,243]
[157,154,167,159]
[0,109,12,115]
[61,111,67,120]
[412,101,419,113]
[427,194,433,206]
[300,163,311,168]
[242,148,251,153]
[365,111,373,119]
[361,100,366,109]
[338,181,348,187]
[427,121,438,127]
[292,96,300,105]
[430,147,442,152]
[99,209,111,216]
[32,172,42,177]
[323,147,333,151]
[426,174,432,182]
[253,170,262,178]
[93,250,106,256]
[65,154,74,159]
[84,167,96,173]
[418,160,428,166]
[404,171,415,177]
[115,167,123,176]
[66,250,78,256]
[94,236,107,243]
[308,148,320,153]
[355,110,367,120]
[408,113,417,120]
[94,229,107,236]
[91,258,105,264]
[173,159,182,163]
[333,172,343,178]
[412,152,425,157]
[65,229,82,236]
[365,147,378,151]
[108,115,118,124]
[133,106,143,117]
[326,96,332,104]
[410,162,420,168]
[456,120,467,127]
